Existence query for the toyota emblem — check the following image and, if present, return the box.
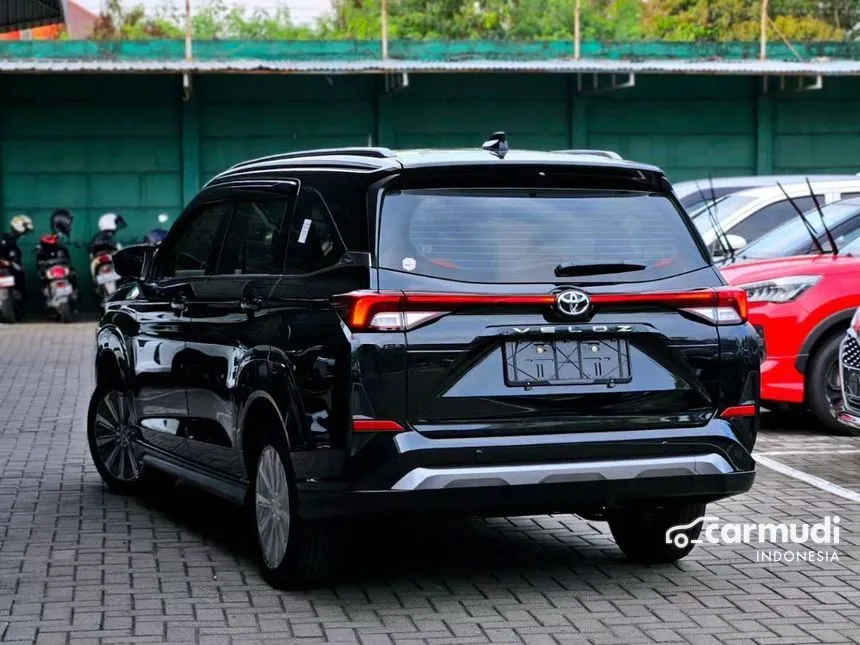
[555,289,591,318]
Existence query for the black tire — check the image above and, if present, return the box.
[807,332,853,434]
[87,386,162,495]
[248,428,335,589]
[57,300,74,323]
[608,501,707,564]
[0,297,14,323]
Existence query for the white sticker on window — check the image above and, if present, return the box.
[402,257,416,271]
[297,218,312,244]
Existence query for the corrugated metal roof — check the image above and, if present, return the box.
[0,0,64,34]
[0,57,858,76]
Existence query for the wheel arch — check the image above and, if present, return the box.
[795,309,854,375]
[94,326,131,390]
[238,392,293,479]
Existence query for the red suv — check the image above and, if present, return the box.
[721,252,860,431]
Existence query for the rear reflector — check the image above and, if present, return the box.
[719,405,757,419]
[47,265,69,280]
[352,418,404,432]
[334,287,748,331]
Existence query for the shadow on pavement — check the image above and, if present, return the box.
[134,479,625,585]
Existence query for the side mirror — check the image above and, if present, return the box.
[113,244,155,280]
[725,234,748,250]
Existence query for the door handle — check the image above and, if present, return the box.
[170,297,187,313]
[240,297,262,312]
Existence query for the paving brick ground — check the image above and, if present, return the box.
[1,322,860,645]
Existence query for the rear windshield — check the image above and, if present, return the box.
[378,189,708,283]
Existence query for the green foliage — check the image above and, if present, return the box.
[320,0,646,40]
[642,0,845,41]
[90,0,851,42]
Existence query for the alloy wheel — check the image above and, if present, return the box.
[93,391,142,481]
[255,446,291,569]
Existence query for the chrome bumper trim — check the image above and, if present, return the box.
[390,454,735,491]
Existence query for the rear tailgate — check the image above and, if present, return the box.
[358,276,744,437]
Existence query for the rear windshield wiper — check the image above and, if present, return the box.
[554,261,647,277]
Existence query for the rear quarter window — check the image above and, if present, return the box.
[378,189,709,284]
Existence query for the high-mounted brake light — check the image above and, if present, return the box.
[333,287,748,331]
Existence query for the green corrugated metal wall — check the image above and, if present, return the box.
[2,72,859,311]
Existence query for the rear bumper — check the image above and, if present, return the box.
[300,471,755,520]
[297,421,756,520]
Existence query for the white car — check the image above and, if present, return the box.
[689,178,860,256]
[674,174,859,214]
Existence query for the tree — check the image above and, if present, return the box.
[89,0,851,42]
[91,0,180,39]
[322,0,646,41]
[642,0,844,42]
[94,0,316,40]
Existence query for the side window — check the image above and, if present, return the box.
[216,199,290,275]
[730,196,821,244]
[283,188,347,275]
[840,192,860,201]
[159,202,233,278]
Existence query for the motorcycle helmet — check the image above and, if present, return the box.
[143,228,168,246]
[50,209,74,237]
[10,214,34,235]
[98,212,127,232]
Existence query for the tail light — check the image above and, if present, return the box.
[333,287,748,332]
[0,259,8,268]
[47,265,69,280]
[96,253,113,264]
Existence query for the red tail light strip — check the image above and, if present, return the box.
[719,404,758,419]
[352,418,404,432]
[335,287,748,330]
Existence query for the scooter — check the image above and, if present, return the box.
[35,209,78,323]
[0,215,33,323]
[89,213,126,312]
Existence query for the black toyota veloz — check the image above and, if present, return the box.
[88,135,760,588]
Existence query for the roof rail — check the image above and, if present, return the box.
[230,147,397,169]
[552,149,624,161]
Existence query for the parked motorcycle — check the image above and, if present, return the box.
[0,214,34,323]
[35,209,78,323]
[89,212,126,311]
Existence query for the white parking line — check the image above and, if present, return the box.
[755,454,860,504]
[756,449,860,456]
